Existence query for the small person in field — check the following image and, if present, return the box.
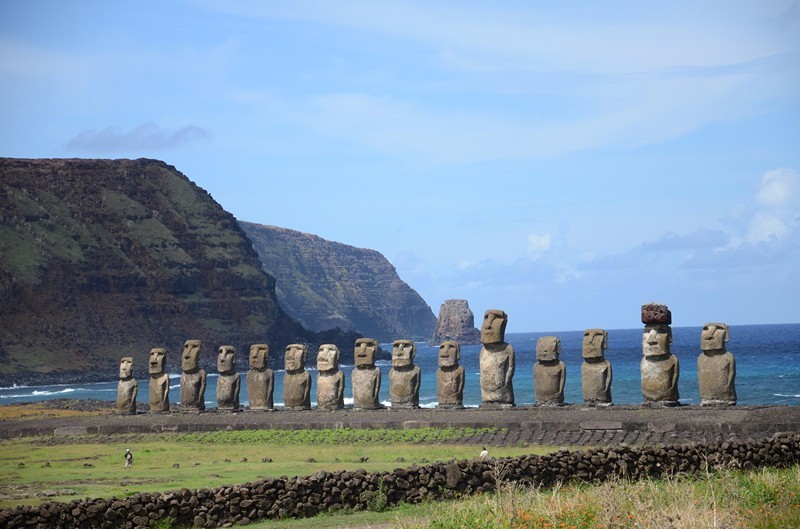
[479,447,489,462]
[124,448,133,470]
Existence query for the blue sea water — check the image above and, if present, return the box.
[2,323,798,408]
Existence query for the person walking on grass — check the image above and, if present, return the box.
[124,448,133,470]
[479,447,489,462]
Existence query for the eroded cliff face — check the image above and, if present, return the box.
[240,223,437,342]
[0,158,334,382]
[430,299,481,345]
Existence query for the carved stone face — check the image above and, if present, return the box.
[392,340,416,367]
[438,341,461,367]
[701,322,729,351]
[643,324,672,357]
[284,344,307,371]
[317,344,340,371]
[249,344,268,370]
[536,336,561,362]
[582,329,608,359]
[354,338,378,368]
[181,340,201,372]
[481,309,508,345]
[119,357,134,379]
[217,346,236,373]
[149,348,166,375]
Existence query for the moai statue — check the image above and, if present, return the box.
[534,336,566,405]
[389,339,421,409]
[283,344,311,410]
[116,356,138,414]
[179,339,206,412]
[148,348,170,413]
[246,344,274,411]
[351,338,382,410]
[641,303,680,406]
[316,344,345,411]
[698,322,737,406]
[216,346,240,411]
[436,341,465,408]
[581,328,612,406]
[479,309,515,407]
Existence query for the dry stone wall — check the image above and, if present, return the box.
[2,432,798,529]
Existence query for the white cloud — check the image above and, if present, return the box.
[756,167,800,208]
[66,123,211,153]
[527,233,552,261]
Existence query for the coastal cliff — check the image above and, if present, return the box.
[240,223,437,342]
[0,158,357,384]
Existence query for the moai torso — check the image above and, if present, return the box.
[148,348,170,413]
[352,338,382,410]
[389,340,421,408]
[283,344,311,410]
[698,323,737,406]
[216,346,240,411]
[246,344,274,410]
[640,304,680,405]
[180,339,206,411]
[479,310,515,406]
[436,341,465,408]
[316,344,345,411]
[581,329,612,405]
[116,356,138,414]
[534,336,566,405]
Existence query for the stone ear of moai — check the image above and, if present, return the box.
[122,307,737,414]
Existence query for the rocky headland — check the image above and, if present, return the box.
[430,299,481,345]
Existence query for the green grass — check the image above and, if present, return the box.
[0,428,536,509]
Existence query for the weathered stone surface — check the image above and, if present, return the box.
[351,338,382,410]
[316,344,345,411]
[582,329,612,405]
[430,300,481,345]
[116,357,138,414]
[247,344,274,410]
[641,324,679,404]
[641,303,672,324]
[479,310,515,407]
[216,346,240,411]
[389,340,420,409]
[179,339,206,411]
[698,322,737,406]
[283,344,311,410]
[148,348,170,413]
[436,341,465,408]
[534,337,566,405]
[0,158,320,383]
[239,223,437,342]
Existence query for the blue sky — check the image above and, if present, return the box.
[2,1,799,332]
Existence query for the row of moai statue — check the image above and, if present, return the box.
[116,304,736,413]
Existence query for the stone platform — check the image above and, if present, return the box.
[2,404,799,446]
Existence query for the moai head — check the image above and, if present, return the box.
[317,344,340,372]
[181,340,202,372]
[392,340,416,368]
[217,346,236,374]
[701,322,729,351]
[119,357,134,379]
[148,348,166,375]
[582,329,608,359]
[642,324,672,357]
[536,336,561,362]
[439,341,461,368]
[481,309,508,345]
[354,338,378,368]
[249,344,269,370]
[284,343,308,371]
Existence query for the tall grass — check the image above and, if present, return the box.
[396,464,800,529]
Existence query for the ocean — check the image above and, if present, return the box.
[2,323,798,408]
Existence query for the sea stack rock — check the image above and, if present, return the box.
[430,299,481,345]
